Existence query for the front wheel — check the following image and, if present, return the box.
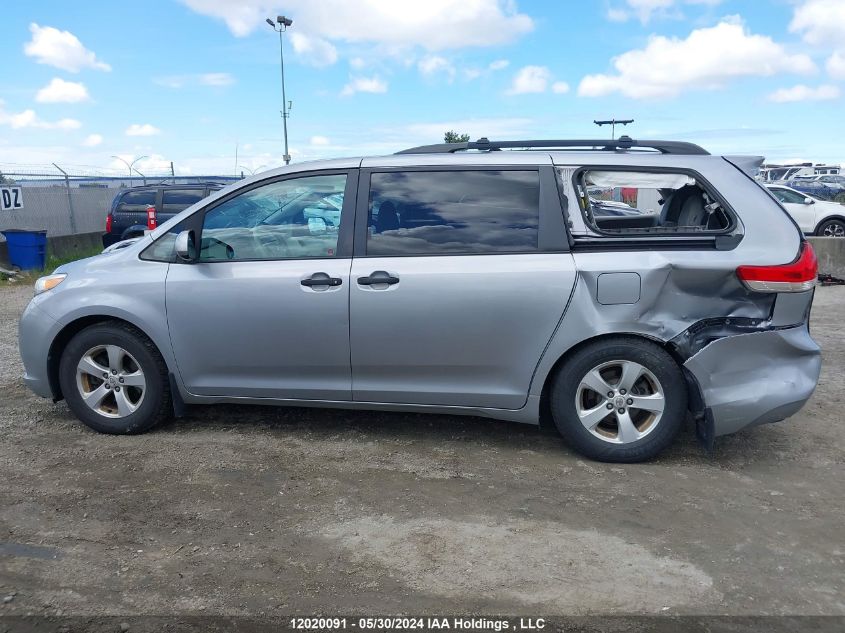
[58,323,171,434]
[550,337,687,463]
[816,218,845,237]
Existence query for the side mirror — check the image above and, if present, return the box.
[175,230,197,262]
[804,197,815,205]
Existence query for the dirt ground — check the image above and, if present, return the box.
[0,282,843,618]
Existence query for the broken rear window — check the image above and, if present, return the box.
[568,169,734,236]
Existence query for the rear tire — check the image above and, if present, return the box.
[59,322,171,434]
[550,337,687,463]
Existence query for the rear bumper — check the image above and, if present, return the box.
[683,324,821,437]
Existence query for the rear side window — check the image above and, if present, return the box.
[116,190,155,212]
[366,170,539,256]
[569,169,733,235]
[162,189,205,213]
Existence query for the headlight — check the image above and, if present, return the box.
[34,273,67,296]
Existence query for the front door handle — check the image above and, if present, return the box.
[301,273,342,288]
[357,271,400,286]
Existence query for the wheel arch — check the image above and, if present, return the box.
[814,214,845,236]
[536,331,694,429]
[47,315,170,401]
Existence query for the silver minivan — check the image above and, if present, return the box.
[18,137,821,462]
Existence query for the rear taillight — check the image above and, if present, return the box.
[737,241,817,292]
[105,214,113,234]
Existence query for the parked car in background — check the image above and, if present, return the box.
[767,184,845,237]
[21,137,820,463]
[786,176,845,202]
[102,183,223,247]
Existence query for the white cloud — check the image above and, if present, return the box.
[35,78,91,103]
[82,133,103,147]
[23,23,111,73]
[418,55,456,80]
[290,33,338,67]
[827,51,845,80]
[489,59,509,71]
[607,0,723,23]
[789,0,845,48]
[349,57,366,70]
[155,73,235,88]
[199,72,235,86]
[507,65,552,94]
[578,18,817,99]
[310,135,331,146]
[179,0,533,48]
[125,123,161,136]
[768,84,840,103]
[340,76,388,96]
[507,66,569,95]
[0,100,81,130]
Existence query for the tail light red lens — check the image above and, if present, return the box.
[737,242,818,292]
[105,214,113,234]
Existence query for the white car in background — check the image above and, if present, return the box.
[766,184,845,237]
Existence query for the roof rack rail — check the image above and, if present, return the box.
[396,135,710,156]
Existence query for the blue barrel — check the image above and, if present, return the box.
[2,230,47,270]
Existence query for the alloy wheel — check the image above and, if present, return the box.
[575,360,665,444]
[76,345,146,418]
[822,221,845,237]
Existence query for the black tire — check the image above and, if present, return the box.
[58,322,171,434]
[816,218,845,237]
[550,336,687,463]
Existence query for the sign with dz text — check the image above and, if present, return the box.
[0,186,24,211]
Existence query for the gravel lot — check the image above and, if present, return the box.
[0,283,843,617]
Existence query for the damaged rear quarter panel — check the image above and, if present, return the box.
[682,324,821,436]
[529,155,815,435]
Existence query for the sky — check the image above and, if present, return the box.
[1,0,844,177]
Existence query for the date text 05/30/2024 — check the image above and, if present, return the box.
[289,617,546,631]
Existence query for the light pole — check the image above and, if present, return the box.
[266,15,293,165]
[593,119,634,140]
[239,164,267,176]
[112,155,148,187]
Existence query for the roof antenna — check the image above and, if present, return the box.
[594,118,634,140]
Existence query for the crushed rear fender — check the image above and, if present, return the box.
[682,324,821,437]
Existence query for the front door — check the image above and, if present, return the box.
[771,187,815,232]
[166,170,356,400]
[349,167,576,410]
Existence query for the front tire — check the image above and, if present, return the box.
[816,218,845,237]
[550,337,687,463]
[59,322,171,434]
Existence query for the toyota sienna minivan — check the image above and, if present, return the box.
[18,137,821,462]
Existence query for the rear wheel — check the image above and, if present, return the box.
[550,337,687,462]
[816,218,845,237]
[59,323,171,434]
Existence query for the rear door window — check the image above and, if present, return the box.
[162,189,205,214]
[366,170,540,256]
[116,190,156,213]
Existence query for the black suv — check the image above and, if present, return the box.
[103,183,223,247]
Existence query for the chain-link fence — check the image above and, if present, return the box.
[0,165,239,238]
